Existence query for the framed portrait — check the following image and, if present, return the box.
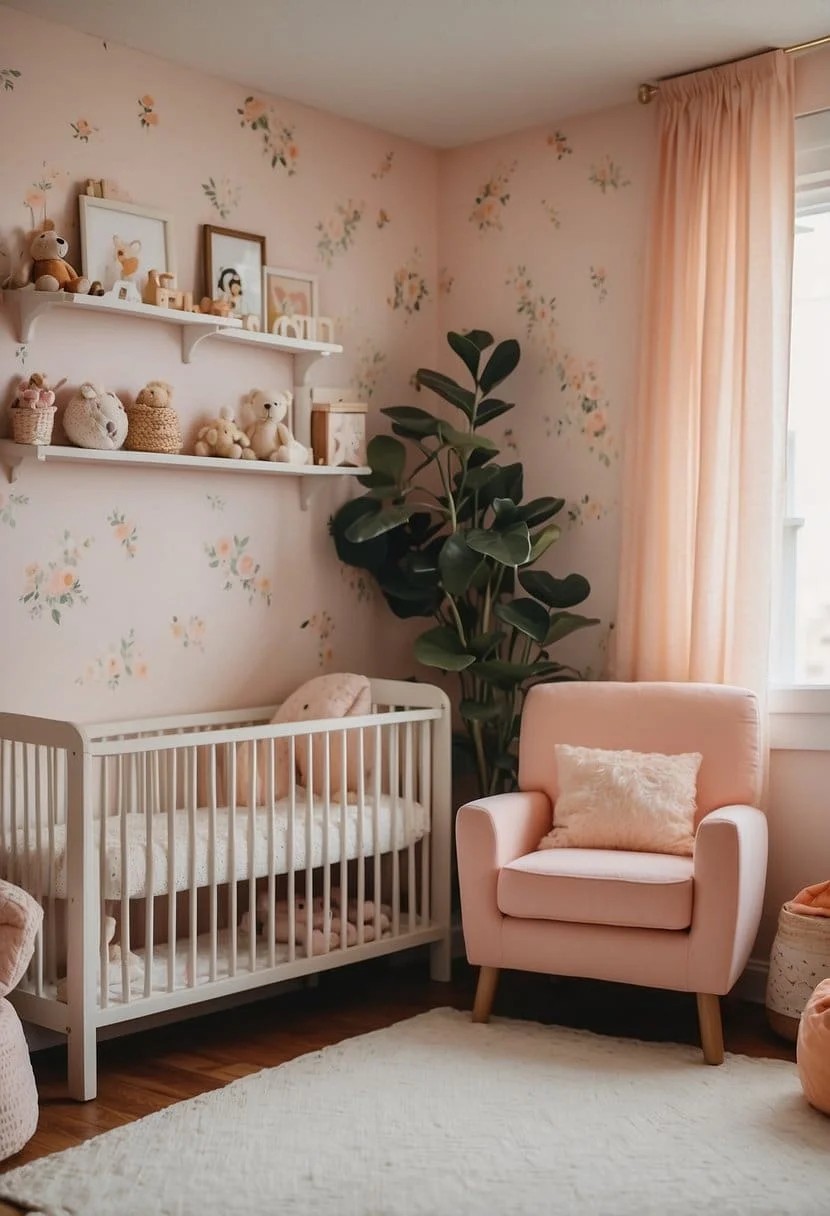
[263,265,319,333]
[203,225,266,322]
[79,195,175,295]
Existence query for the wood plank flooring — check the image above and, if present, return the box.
[0,956,797,1207]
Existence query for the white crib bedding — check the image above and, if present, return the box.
[2,793,429,900]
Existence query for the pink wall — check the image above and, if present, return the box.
[0,4,439,719]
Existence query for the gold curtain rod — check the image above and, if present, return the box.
[637,33,830,103]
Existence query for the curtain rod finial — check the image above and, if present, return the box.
[638,83,658,104]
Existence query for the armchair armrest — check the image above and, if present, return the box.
[688,805,768,994]
[456,791,552,966]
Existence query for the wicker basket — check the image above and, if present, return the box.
[766,903,830,1041]
[9,404,56,446]
[125,403,182,454]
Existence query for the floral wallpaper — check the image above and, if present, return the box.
[0,4,438,719]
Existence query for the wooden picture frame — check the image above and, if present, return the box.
[203,225,266,322]
[79,195,175,295]
[263,265,319,334]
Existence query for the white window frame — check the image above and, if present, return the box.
[770,109,830,748]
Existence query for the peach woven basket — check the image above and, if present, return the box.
[10,403,56,445]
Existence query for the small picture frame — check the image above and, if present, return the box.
[263,265,318,334]
[79,195,175,295]
[204,225,266,322]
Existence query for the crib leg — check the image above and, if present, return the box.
[67,1020,97,1101]
[430,933,452,982]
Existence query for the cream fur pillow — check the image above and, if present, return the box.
[540,744,702,856]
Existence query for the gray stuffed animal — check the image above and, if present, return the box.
[63,382,128,450]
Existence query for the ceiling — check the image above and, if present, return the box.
[8,0,830,147]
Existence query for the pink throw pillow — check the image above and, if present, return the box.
[797,979,830,1116]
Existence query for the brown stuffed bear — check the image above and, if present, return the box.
[19,221,90,294]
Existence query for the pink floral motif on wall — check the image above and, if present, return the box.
[238,96,298,173]
[546,130,572,159]
[553,353,617,467]
[1,68,21,92]
[568,493,611,525]
[502,427,518,453]
[301,611,334,667]
[205,535,272,605]
[107,509,138,558]
[376,208,390,229]
[470,161,517,231]
[508,265,557,361]
[70,118,98,142]
[388,249,429,317]
[14,344,28,368]
[171,615,206,651]
[438,267,454,295]
[354,343,387,401]
[372,151,394,179]
[19,531,93,625]
[77,629,148,689]
[316,199,363,265]
[589,265,608,302]
[23,164,67,227]
[206,494,226,512]
[588,156,630,192]
[138,95,158,129]
[340,565,373,604]
[202,176,240,219]
[541,200,561,228]
[0,490,28,528]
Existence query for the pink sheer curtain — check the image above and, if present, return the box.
[615,51,795,696]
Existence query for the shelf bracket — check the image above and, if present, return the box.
[1,448,25,483]
[181,323,224,364]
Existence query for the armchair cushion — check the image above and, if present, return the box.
[497,848,694,930]
[540,743,700,856]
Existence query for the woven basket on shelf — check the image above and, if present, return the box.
[9,404,56,446]
[125,403,182,455]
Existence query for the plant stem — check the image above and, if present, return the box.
[471,719,488,794]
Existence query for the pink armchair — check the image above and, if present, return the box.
[456,681,766,1064]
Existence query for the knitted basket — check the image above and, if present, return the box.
[766,903,830,1041]
[125,403,182,454]
[9,403,56,446]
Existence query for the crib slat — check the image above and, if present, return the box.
[420,720,431,927]
[356,728,365,946]
[167,747,178,992]
[119,754,131,1007]
[405,721,416,935]
[208,743,217,984]
[266,738,276,970]
[390,722,400,938]
[10,743,18,888]
[99,759,109,1010]
[288,737,296,964]
[21,745,30,916]
[46,748,57,987]
[143,752,154,999]
[373,725,382,943]
[339,729,347,951]
[323,731,331,952]
[248,741,257,974]
[188,745,198,988]
[304,738,313,960]
[33,747,43,996]
[227,742,237,978]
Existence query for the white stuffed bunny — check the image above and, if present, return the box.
[241,387,312,465]
[63,382,128,450]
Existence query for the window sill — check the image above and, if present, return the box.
[769,687,830,751]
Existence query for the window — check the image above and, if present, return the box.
[775,109,830,688]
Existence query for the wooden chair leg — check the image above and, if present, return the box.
[696,992,724,1065]
[472,966,500,1023]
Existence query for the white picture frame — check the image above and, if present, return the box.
[263,265,319,334]
[79,195,175,295]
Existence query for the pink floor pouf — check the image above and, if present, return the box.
[797,978,830,1116]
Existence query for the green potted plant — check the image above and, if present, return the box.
[330,329,598,796]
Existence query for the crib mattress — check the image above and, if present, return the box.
[2,793,429,900]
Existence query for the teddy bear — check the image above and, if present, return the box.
[63,382,128,450]
[243,894,348,955]
[331,888,392,933]
[15,220,90,294]
[240,387,312,464]
[194,408,256,460]
[126,379,182,454]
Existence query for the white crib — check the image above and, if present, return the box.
[0,678,452,1100]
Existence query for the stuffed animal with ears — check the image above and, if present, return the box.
[241,387,312,464]
[15,221,91,293]
[63,382,128,450]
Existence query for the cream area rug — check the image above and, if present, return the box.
[1,1008,828,1216]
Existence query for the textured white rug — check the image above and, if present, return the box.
[1,1008,828,1216]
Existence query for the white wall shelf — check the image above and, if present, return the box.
[0,441,368,511]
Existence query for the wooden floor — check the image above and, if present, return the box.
[0,956,796,1205]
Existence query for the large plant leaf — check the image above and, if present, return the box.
[544,611,601,645]
[493,597,551,643]
[464,465,502,492]
[381,406,442,438]
[492,497,521,526]
[345,503,412,542]
[466,629,505,658]
[480,339,520,395]
[519,570,591,608]
[525,523,561,564]
[479,462,523,507]
[367,434,407,482]
[438,533,488,596]
[462,329,495,352]
[437,422,497,454]
[414,626,476,672]
[329,498,389,571]
[467,521,531,566]
[475,398,514,426]
[475,659,564,689]
[447,331,483,381]
[459,699,503,722]
[416,369,475,419]
[518,497,566,526]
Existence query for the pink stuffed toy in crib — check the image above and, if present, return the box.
[241,889,392,955]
